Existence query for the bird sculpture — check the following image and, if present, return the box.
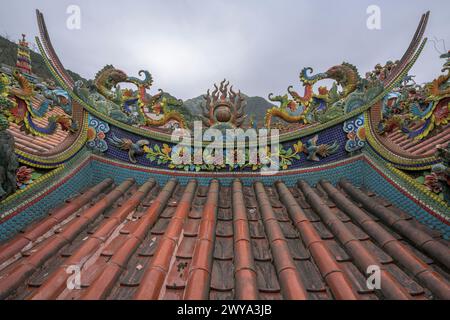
[304,135,339,161]
[108,133,150,163]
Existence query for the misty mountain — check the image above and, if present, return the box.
[1,35,275,126]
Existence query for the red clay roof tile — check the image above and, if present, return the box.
[0,177,448,300]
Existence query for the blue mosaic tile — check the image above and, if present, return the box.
[1,155,448,242]
[98,116,353,172]
[0,163,94,242]
[362,163,450,239]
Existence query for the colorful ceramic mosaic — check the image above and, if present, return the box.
[343,114,366,152]
[142,140,305,171]
[101,119,344,171]
[87,115,110,153]
[1,10,449,288]
[0,8,450,302]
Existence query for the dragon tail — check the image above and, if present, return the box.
[264,107,308,128]
[405,118,433,140]
[24,112,59,136]
[29,100,51,118]
[108,133,125,148]
[328,141,340,154]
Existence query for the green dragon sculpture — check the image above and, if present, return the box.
[93,65,128,104]
[75,65,186,129]
[265,62,383,129]
[324,62,361,99]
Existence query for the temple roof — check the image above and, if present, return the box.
[0,9,448,302]
[367,99,450,163]
[0,177,448,300]
[384,124,450,157]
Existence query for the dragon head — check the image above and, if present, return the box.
[325,65,346,83]
[95,65,128,89]
[268,93,289,106]
[12,69,25,83]
[106,70,128,89]
[0,73,10,87]
[325,63,360,83]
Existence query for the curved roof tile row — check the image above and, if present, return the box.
[0,177,448,300]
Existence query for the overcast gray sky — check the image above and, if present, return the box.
[1,0,449,99]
